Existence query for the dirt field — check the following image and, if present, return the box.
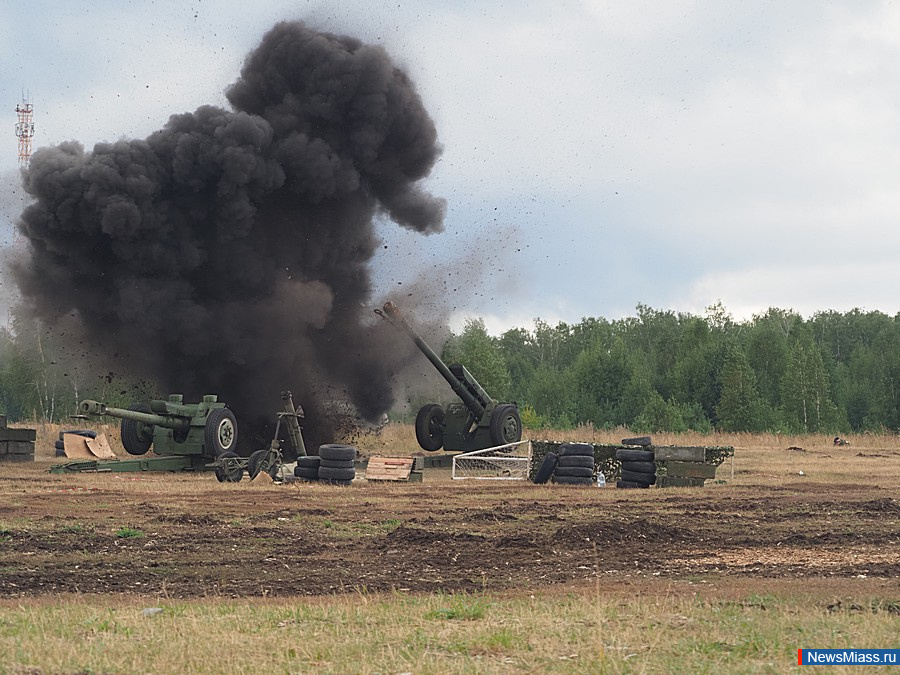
[1,428,898,601]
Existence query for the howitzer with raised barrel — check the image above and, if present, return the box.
[375,301,522,453]
[78,394,237,458]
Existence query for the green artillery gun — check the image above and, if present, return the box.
[78,394,237,459]
[375,301,522,453]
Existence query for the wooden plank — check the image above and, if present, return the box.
[657,475,706,488]
[86,434,117,460]
[366,457,414,481]
[652,446,706,462]
[661,460,718,479]
[0,441,7,456]
[63,434,95,460]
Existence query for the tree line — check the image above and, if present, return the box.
[442,303,900,434]
[3,303,899,434]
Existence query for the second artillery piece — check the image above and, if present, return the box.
[376,301,522,453]
[78,394,237,459]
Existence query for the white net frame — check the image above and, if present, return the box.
[451,440,533,480]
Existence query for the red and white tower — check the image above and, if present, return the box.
[15,95,35,166]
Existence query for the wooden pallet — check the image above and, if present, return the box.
[365,456,423,482]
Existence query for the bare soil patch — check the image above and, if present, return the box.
[1,450,898,598]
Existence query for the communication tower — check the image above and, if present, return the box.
[15,94,34,166]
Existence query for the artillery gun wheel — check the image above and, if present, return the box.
[248,448,279,480]
[415,404,445,452]
[205,408,238,456]
[215,451,244,483]
[121,404,153,456]
[489,404,522,446]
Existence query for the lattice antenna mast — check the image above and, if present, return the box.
[15,92,35,166]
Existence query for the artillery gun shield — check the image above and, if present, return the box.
[121,404,153,455]
[415,404,445,452]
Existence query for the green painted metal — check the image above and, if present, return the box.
[376,302,522,453]
[77,394,237,458]
[49,455,200,474]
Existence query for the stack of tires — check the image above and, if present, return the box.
[293,455,320,482]
[533,442,595,487]
[54,429,97,457]
[616,436,655,489]
[318,444,357,486]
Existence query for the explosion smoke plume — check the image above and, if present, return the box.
[11,21,445,449]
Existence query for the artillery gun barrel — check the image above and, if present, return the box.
[377,302,486,419]
[78,400,190,433]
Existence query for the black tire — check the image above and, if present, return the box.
[215,451,243,483]
[318,444,356,462]
[489,404,522,446]
[556,455,594,469]
[320,458,354,469]
[59,429,97,441]
[554,466,594,478]
[533,452,558,484]
[205,407,238,457]
[121,404,153,456]
[55,447,67,457]
[318,466,356,481]
[294,466,319,480]
[558,443,594,457]
[54,440,65,451]
[617,480,650,489]
[621,469,655,486]
[616,448,654,462]
[296,456,321,470]
[621,435,652,447]
[553,475,593,486]
[295,476,318,483]
[620,460,656,474]
[321,479,352,487]
[248,448,279,480]
[415,404,445,452]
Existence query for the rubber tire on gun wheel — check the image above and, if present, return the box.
[415,404,445,452]
[318,466,355,481]
[121,403,153,456]
[556,454,594,469]
[533,452,558,484]
[619,460,655,474]
[621,469,655,486]
[318,444,357,462]
[215,451,243,483]
[621,435,652,447]
[615,448,654,462]
[205,407,238,456]
[558,443,594,457]
[554,466,594,478]
[247,448,276,480]
[489,404,522,446]
[553,475,593,486]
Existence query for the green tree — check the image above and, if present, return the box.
[780,340,843,432]
[715,346,771,431]
[442,318,511,401]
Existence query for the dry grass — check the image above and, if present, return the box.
[1,583,898,674]
[3,422,898,672]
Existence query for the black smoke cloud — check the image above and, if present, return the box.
[11,21,445,449]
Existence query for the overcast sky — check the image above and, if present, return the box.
[2,0,898,334]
